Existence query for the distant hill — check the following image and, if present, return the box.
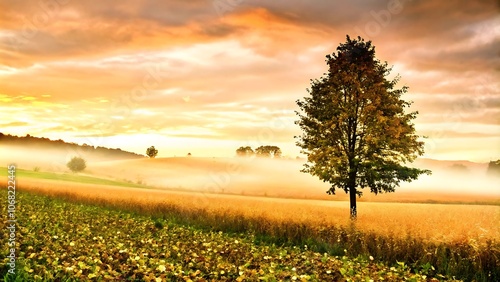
[0,132,145,162]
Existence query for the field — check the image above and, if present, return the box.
[0,167,148,189]
[1,190,434,281]
[1,156,499,281]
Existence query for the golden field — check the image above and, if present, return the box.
[12,177,499,245]
[1,151,498,244]
[2,153,499,280]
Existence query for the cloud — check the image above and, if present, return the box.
[0,121,29,127]
[0,0,498,161]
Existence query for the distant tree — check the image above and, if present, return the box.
[187,152,192,157]
[67,156,86,173]
[448,164,469,173]
[236,146,254,157]
[255,145,282,158]
[146,146,158,158]
[295,35,430,219]
[255,146,270,157]
[270,146,282,158]
[487,160,500,177]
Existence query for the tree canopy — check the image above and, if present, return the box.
[236,146,255,157]
[295,35,430,219]
[146,146,158,158]
[236,145,282,158]
[255,146,282,158]
[67,156,86,173]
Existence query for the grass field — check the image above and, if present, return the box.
[5,178,499,281]
[0,167,149,189]
[1,159,499,281]
[0,190,448,281]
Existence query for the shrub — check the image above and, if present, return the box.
[66,156,86,173]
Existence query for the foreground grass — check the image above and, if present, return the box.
[2,189,500,281]
[0,190,443,281]
[7,183,500,281]
[0,167,149,189]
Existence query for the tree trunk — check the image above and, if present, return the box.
[349,186,357,220]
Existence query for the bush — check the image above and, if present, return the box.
[67,156,86,173]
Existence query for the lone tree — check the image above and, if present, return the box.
[255,145,282,158]
[67,156,86,173]
[295,35,430,219]
[146,146,158,158]
[236,146,254,157]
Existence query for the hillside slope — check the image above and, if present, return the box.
[0,133,145,170]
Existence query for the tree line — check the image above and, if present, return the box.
[236,146,282,158]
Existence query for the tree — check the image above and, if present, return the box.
[67,156,86,173]
[255,145,282,158]
[295,35,430,219]
[487,160,500,177]
[146,146,158,158]
[448,164,469,174]
[236,146,254,157]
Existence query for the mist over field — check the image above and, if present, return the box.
[2,144,498,202]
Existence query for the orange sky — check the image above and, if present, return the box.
[0,0,499,161]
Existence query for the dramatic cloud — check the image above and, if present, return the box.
[0,0,498,161]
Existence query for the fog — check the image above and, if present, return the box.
[1,144,498,201]
[0,145,75,172]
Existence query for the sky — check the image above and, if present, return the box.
[0,0,499,161]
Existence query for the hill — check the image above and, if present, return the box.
[87,156,499,204]
[1,133,497,204]
[0,132,145,170]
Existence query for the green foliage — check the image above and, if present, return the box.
[146,146,158,158]
[0,191,462,281]
[236,146,254,157]
[295,35,431,218]
[66,156,86,173]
